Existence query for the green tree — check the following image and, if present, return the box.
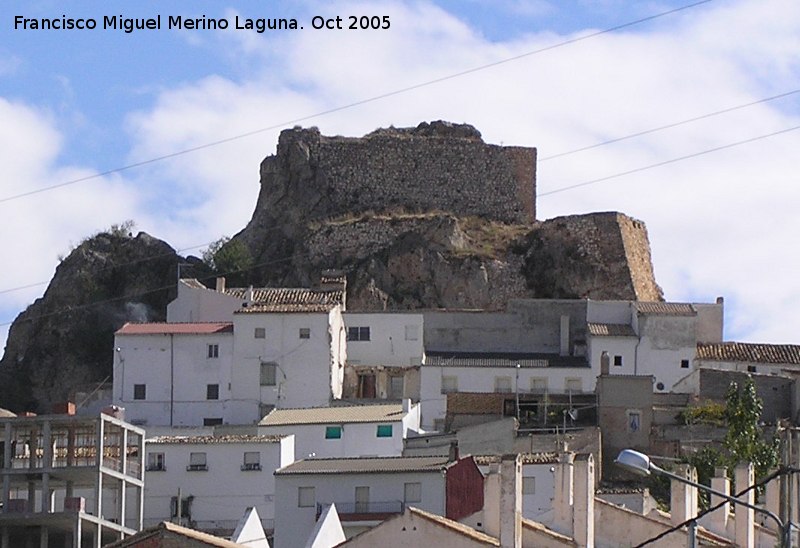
[723,378,779,480]
[202,237,253,286]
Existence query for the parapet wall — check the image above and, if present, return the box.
[260,122,536,224]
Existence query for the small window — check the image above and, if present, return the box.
[206,384,219,400]
[681,359,690,369]
[325,426,342,439]
[133,384,146,400]
[495,376,512,393]
[404,325,419,341]
[203,418,223,426]
[404,482,422,503]
[207,344,219,359]
[254,327,266,339]
[376,424,393,438]
[747,365,757,373]
[147,452,165,472]
[565,378,583,393]
[530,378,547,392]
[299,327,311,339]
[298,486,315,507]
[613,355,623,367]
[242,451,261,471]
[260,362,277,386]
[523,477,536,495]
[348,326,371,341]
[441,376,458,394]
[187,452,207,471]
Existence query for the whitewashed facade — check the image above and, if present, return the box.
[343,312,424,367]
[143,434,295,534]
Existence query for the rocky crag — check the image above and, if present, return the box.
[0,121,662,413]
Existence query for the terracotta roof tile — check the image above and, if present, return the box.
[116,322,233,335]
[636,302,696,316]
[259,404,405,426]
[105,521,245,548]
[697,342,800,365]
[474,452,559,465]
[276,456,452,475]
[587,323,636,337]
[148,435,285,445]
[231,288,344,313]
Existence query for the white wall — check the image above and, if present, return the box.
[258,420,405,459]
[636,314,698,392]
[274,471,445,548]
[143,436,293,530]
[478,462,554,521]
[587,336,638,377]
[114,332,233,427]
[343,312,424,367]
[167,280,243,322]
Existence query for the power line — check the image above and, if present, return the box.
[538,124,800,197]
[0,0,714,205]
[539,88,800,161]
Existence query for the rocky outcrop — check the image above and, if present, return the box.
[0,231,208,412]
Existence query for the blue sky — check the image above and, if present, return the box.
[2,0,800,354]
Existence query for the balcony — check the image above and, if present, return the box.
[317,501,404,522]
[186,464,208,472]
[241,463,262,471]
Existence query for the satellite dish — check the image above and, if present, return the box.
[567,409,578,421]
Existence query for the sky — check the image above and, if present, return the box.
[1,0,799,355]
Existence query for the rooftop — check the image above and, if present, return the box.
[407,507,500,546]
[587,322,636,337]
[474,452,559,466]
[104,521,245,548]
[275,455,453,475]
[425,350,589,368]
[635,302,696,316]
[697,342,800,365]
[147,434,285,445]
[115,322,233,335]
[259,404,405,426]
[232,287,344,313]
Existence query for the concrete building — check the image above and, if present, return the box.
[257,402,420,459]
[342,312,424,402]
[0,412,145,548]
[143,434,294,536]
[273,455,484,548]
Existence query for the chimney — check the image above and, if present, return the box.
[669,464,698,526]
[402,398,411,414]
[215,277,226,292]
[600,351,610,376]
[716,296,724,305]
[448,441,459,463]
[499,454,522,548]
[246,285,254,303]
[553,451,575,535]
[51,401,76,415]
[560,315,570,357]
[705,467,729,536]
[483,463,501,539]
[734,463,755,548]
[573,454,595,548]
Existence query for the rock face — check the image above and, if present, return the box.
[0,121,664,413]
[0,231,207,412]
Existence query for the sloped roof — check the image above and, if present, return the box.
[636,302,696,316]
[697,342,800,365]
[104,521,245,547]
[587,323,636,337]
[116,322,233,335]
[425,350,588,368]
[148,434,285,445]
[259,404,405,426]
[407,507,500,546]
[275,456,451,475]
[232,287,344,313]
[0,407,16,418]
[474,452,559,465]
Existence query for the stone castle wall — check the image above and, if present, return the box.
[262,122,536,224]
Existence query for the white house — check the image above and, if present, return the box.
[113,322,234,427]
[695,341,800,376]
[273,455,484,548]
[475,453,557,521]
[257,402,420,459]
[143,433,295,535]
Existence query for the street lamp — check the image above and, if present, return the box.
[615,449,789,548]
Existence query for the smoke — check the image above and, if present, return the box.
[124,302,153,323]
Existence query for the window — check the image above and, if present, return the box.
[299,327,311,339]
[298,486,315,507]
[441,376,458,394]
[133,384,146,400]
[207,344,219,358]
[376,424,393,438]
[530,378,547,392]
[203,418,223,426]
[565,378,583,393]
[404,482,422,503]
[242,452,261,471]
[187,452,207,471]
[147,452,165,472]
[260,362,277,386]
[681,359,690,369]
[325,426,342,439]
[523,477,536,495]
[348,326,371,341]
[494,376,512,393]
[254,327,266,339]
[355,486,370,512]
[357,374,377,398]
[206,384,219,400]
[747,365,757,373]
[613,355,623,367]
[404,325,419,341]
[389,376,404,399]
